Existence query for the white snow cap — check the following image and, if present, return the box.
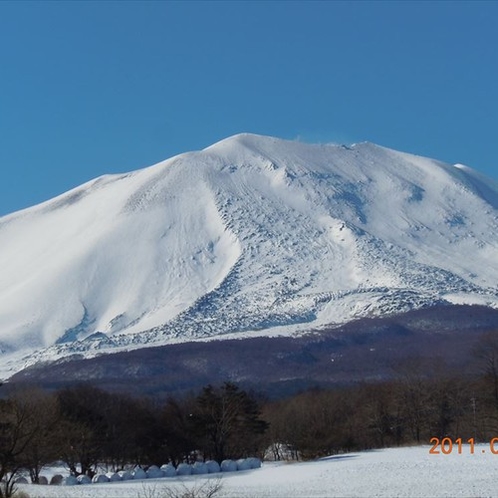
[1,133,498,377]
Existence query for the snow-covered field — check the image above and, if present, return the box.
[19,445,498,497]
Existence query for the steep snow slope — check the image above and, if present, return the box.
[1,134,497,374]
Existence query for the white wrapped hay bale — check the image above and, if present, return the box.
[221,459,237,472]
[236,458,252,471]
[192,462,208,475]
[146,465,164,478]
[247,457,262,469]
[176,463,192,476]
[132,467,147,480]
[161,464,177,477]
[50,474,63,485]
[92,474,110,483]
[62,475,78,486]
[206,460,221,473]
[118,470,133,481]
[77,475,92,485]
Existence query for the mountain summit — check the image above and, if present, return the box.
[1,134,498,376]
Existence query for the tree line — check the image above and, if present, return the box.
[0,382,267,497]
[262,332,498,459]
[2,331,498,497]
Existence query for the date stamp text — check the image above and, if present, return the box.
[429,437,498,455]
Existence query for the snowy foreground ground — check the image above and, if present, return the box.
[19,445,498,498]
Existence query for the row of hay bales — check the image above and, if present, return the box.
[17,457,261,486]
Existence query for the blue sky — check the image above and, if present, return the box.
[1,0,497,216]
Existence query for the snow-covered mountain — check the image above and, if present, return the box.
[1,133,498,377]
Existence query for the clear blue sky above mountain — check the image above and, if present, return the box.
[1,0,497,216]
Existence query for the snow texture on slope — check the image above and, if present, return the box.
[0,134,497,374]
